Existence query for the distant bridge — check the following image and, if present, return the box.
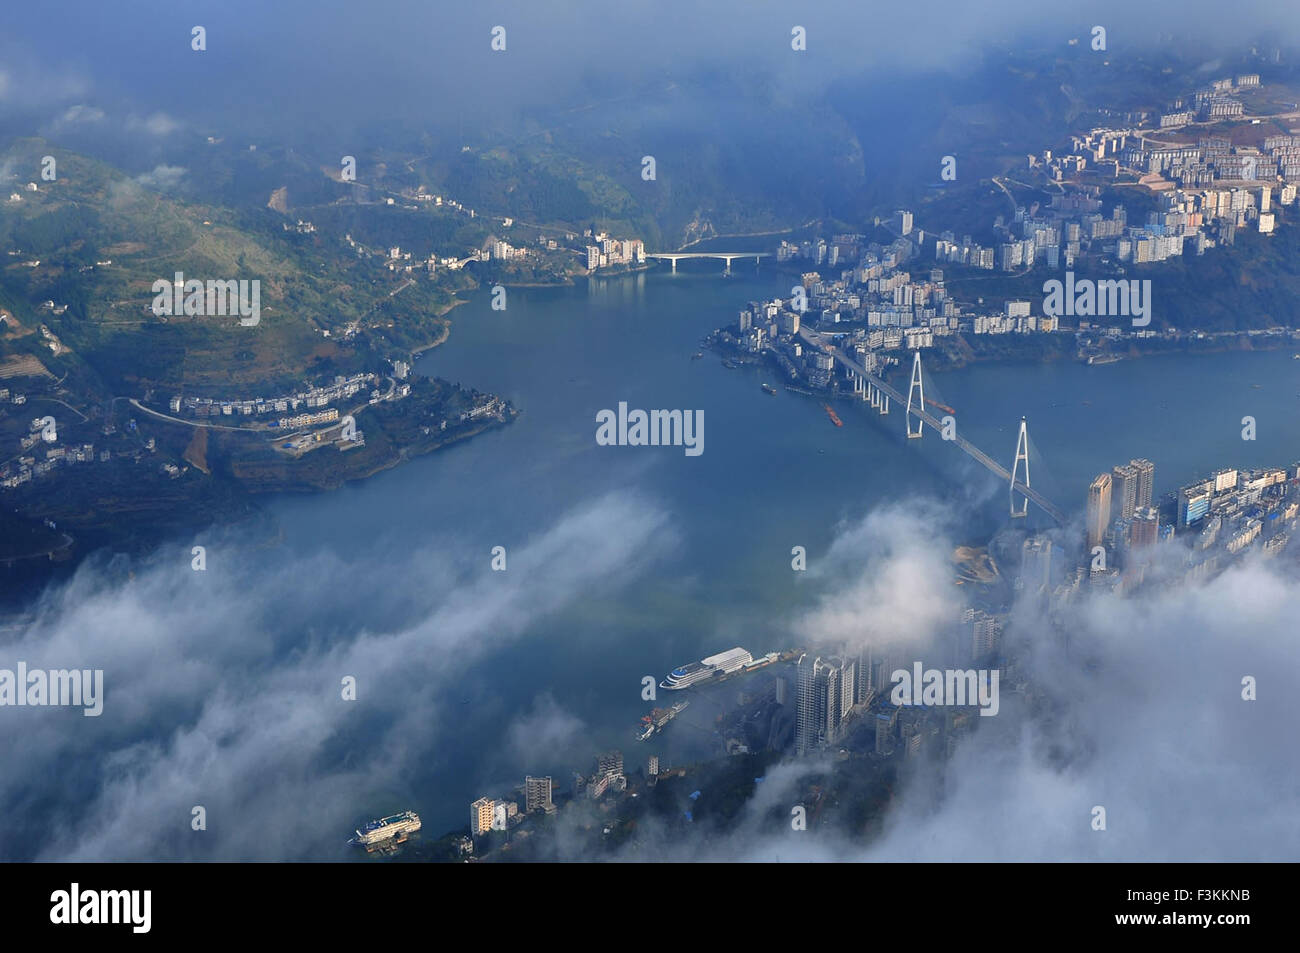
[799,327,1067,525]
[646,252,771,275]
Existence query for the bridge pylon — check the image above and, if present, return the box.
[1011,416,1030,519]
[904,351,924,438]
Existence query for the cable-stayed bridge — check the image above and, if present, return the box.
[798,327,1067,525]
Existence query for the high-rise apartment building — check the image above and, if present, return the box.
[1130,507,1159,548]
[816,658,841,744]
[1087,473,1113,550]
[839,658,856,723]
[1111,463,1138,522]
[1179,483,1213,527]
[963,608,1002,661]
[524,776,553,813]
[1131,458,1155,509]
[795,654,818,756]
[595,751,623,780]
[470,797,495,836]
[796,654,857,754]
[855,647,874,704]
[874,712,894,755]
[1020,536,1054,594]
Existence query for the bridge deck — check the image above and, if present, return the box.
[645,252,772,259]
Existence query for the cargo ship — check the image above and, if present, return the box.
[762,383,778,395]
[660,647,753,690]
[636,700,690,741]
[823,404,843,427]
[349,810,421,850]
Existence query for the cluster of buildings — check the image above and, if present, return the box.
[585,233,646,271]
[488,238,531,262]
[469,776,558,836]
[716,256,1065,391]
[1176,465,1298,560]
[0,439,105,489]
[1156,74,1260,129]
[0,410,116,489]
[468,775,557,837]
[468,757,632,839]
[6,181,41,203]
[1128,135,1300,192]
[973,300,1060,335]
[1072,457,1298,592]
[1085,458,1159,552]
[574,750,628,800]
[794,617,1002,760]
[999,180,1288,277]
[276,408,339,431]
[166,372,382,422]
[405,187,475,219]
[718,80,1298,390]
[344,234,477,274]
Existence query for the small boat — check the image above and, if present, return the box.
[762,383,777,395]
[691,352,704,360]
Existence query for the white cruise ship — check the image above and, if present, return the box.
[350,810,421,848]
[660,647,753,690]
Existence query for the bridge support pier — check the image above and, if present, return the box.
[670,258,677,274]
[905,351,924,438]
[1011,416,1030,519]
[880,393,889,415]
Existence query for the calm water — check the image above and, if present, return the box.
[264,260,1300,840]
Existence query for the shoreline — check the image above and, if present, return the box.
[410,300,460,356]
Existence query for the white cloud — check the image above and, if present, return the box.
[133,164,186,191]
[0,491,673,861]
[623,507,1300,862]
[127,112,181,136]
